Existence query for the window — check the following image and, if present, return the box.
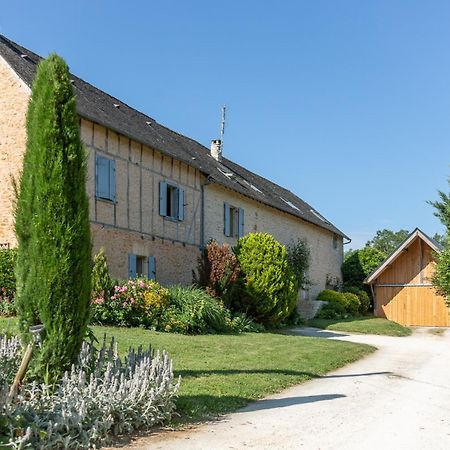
[159,181,185,221]
[128,254,156,280]
[333,234,338,250]
[224,203,244,238]
[95,155,116,201]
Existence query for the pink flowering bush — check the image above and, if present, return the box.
[91,278,165,327]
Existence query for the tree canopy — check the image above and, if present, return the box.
[365,229,410,255]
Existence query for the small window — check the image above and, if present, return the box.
[128,254,156,280]
[333,234,338,250]
[224,203,244,238]
[159,181,185,221]
[95,155,116,201]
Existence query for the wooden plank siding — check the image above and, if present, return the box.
[372,235,450,326]
[375,286,450,327]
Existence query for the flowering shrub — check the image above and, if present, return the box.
[0,335,179,449]
[91,278,165,327]
[91,279,262,335]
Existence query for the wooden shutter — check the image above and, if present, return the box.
[178,188,185,221]
[159,181,167,216]
[128,254,137,279]
[148,256,156,280]
[224,203,231,237]
[238,208,244,238]
[95,155,110,199]
[109,159,116,202]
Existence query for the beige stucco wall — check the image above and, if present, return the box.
[0,56,30,247]
[204,183,343,299]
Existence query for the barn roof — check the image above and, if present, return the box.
[364,228,443,284]
[0,34,349,240]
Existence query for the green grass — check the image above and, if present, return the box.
[0,317,374,424]
[307,316,412,337]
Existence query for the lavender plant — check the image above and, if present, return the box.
[0,336,179,449]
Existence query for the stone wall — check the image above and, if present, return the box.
[81,118,203,283]
[91,223,199,285]
[204,183,344,299]
[0,56,30,247]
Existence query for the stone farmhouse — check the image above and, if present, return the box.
[0,35,349,299]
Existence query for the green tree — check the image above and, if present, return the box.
[342,247,386,290]
[430,177,450,303]
[92,248,113,299]
[15,53,92,380]
[366,229,410,255]
[432,232,447,247]
[234,233,297,325]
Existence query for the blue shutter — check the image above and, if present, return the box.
[96,155,109,199]
[224,203,231,237]
[238,208,244,238]
[109,159,116,202]
[148,256,156,280]
[178,188,185,221]
[128,254,137,279]
[159,181,167,216]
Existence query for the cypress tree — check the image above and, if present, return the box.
[15,53,92,379]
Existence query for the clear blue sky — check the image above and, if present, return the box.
[2,1,449,248]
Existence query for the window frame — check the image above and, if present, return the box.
[95,154,116,202]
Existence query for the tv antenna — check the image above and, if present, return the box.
[220,105,226,145]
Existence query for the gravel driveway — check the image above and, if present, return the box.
[126,327,450,450]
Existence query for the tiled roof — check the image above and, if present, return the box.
[0,34,348,239]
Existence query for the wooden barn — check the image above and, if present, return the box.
[365,228,450,327]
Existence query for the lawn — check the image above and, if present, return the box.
[0,317,374,423]
[307,316,411,337]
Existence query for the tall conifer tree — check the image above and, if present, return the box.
[15,54,92,379]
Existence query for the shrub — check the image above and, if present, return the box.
[315,289,365,318]
[1,335,179,449]
[317,289,344,304]
[230,313,265,333]
[14,54,92,381]
[143,283,171,329]
[91,247,113,300]
[91,278,165,327]
[287,239,311,289]
[194,240,240,303]
[0,248,16,300]
[342,292,361,316]
[166,286,231,334]
[316,301,347,319]
[234,233,297,325]
[344,286,371,314]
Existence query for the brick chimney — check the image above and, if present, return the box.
[210,139,222,161]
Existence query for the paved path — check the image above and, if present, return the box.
[126,327,450,450]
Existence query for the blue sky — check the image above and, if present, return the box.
[2,1,449,248]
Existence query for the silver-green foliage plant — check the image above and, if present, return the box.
[0,334,21,387]
[0,336,180,449]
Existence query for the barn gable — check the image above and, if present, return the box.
[365,228,449,326]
